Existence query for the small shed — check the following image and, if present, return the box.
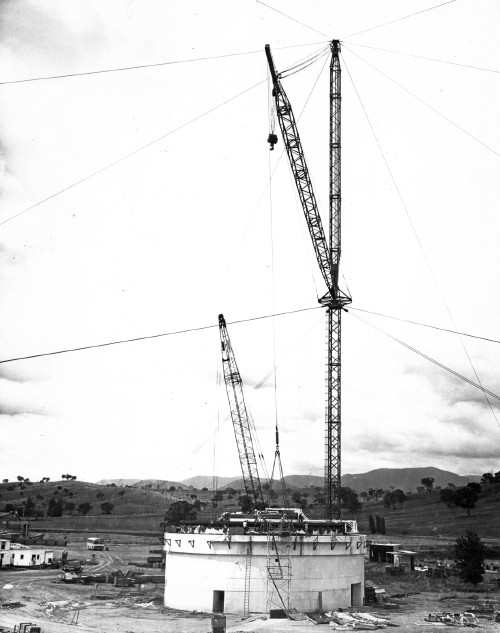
[369,542,401,563]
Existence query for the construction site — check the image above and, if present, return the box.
[1,532,500,632]
[2,1,500,632]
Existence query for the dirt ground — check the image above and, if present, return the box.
[1,539,499,633]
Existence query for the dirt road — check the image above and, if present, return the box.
[1,542,499,633]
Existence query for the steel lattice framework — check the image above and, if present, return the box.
[266,41,351,520]
[218,314,265,510]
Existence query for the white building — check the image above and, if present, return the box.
[0,540,53,568]
[164,519,366,614]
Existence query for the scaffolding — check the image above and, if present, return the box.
[266,528,292,615]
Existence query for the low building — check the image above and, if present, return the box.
[368,542,401,563]
[0,541,53,568]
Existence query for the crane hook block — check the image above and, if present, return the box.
[267,133,278,151]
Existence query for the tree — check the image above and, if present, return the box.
[168,486,176,492]
[239,495,254,513]
[440,485,480,516]
[96,492,105,499]
[2,479,8,484]
[163,500,197,525]
[481,472,494,485]
[292,491,302,504]
[17,476,24,482]
[24,497,36,516]
[440,487,456,509]
[392,489,408,509]
[383,492,393,510]
[375,515,386,535]
[101,502,114,515]
[421,477,435,492]
[368,514,376,534]
[64,502,76,515]
[384,489,408,510]
[47,497,63,517]
[77,502,93,515]
[454,530,486,585]
[340,487,362,512]
[467,482,482,494]
[118,490,125,497]
[454,486,480,516]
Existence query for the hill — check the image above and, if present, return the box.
[96,478,143,486]
[342,467,480,493]
[180,475,239,489]
[351,483,500,542]
[99,468,480,492]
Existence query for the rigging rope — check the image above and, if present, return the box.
[341,50,500,430]
[349,310,500,421]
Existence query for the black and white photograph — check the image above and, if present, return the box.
[1,1,500,631]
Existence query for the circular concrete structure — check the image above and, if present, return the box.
[164,522,366,614]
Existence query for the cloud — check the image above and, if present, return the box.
[0,1,102,63]
[0,366,30,383]
[421,441,498,460]
[406,362,500,411]
[0,401,43,417]
[352,433,402,454]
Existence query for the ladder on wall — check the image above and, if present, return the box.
[243,551,252,617]
[266,531,292,615]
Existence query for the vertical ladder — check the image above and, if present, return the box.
[243,551,252,617]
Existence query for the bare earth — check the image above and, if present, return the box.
[0,539,499,633]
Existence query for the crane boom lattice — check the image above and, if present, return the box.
[266,41,350,520]
[218,314,265,510]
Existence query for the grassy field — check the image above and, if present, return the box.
[2,479,499,549]
[350,485,500,544]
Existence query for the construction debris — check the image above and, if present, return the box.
[424,612,479,627]
[59,567,164,586]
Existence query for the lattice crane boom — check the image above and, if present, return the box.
[265,44,336,300]
[265,41,351,519]
[218,314,265,510]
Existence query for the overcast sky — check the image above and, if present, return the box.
[1,0,499,485]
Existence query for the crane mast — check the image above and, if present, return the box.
[265,41,351,520]
[218,314,265,510]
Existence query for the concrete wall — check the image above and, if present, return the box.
[164,532,366,614]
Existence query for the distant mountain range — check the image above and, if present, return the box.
[97,467,480,493]
[96,478,193,489]
[341,467,480,493]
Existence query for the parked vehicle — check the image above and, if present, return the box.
[87,537,104,551]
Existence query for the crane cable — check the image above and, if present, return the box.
[267,82,286,507]
[348,310,500,418]
[340,50,500,430]
[212,355,222,520]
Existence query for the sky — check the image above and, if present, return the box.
[1,0,500,485]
